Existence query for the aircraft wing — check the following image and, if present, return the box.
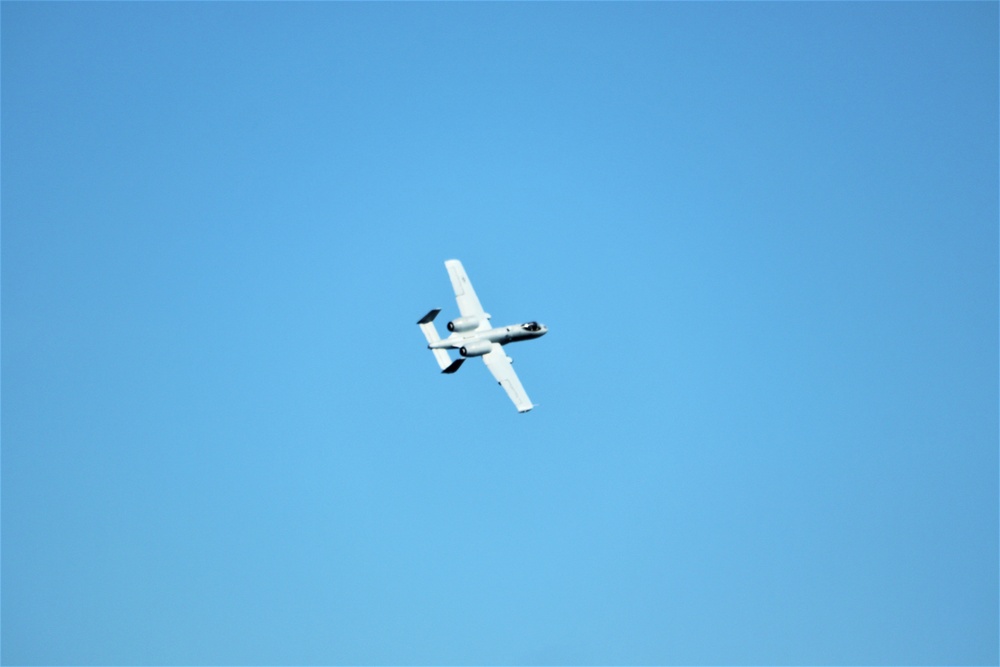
[483,343,534,413]
[445,259,486,318]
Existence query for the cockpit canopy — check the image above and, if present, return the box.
[523,322,543,332]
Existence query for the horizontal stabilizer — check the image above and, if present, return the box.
[417,310,454,371]
[430,348,453,370]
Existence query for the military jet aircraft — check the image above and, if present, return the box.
[417,259,547,413]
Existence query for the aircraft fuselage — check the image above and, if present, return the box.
[428,322,547,350]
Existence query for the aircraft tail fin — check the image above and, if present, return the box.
[442,358,465,374]
[417,309,456,371]
[417,309,441,326]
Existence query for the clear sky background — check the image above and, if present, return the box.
[2,3,997,665]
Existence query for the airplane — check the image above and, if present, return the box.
[417,259,547,413]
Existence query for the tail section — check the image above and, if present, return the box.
[417,309,461,372]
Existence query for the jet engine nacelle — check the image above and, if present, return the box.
[448,315,482,333]
[459,339,493,357]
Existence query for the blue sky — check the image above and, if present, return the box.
[2,3,997,665]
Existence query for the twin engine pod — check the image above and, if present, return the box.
[459,338,493,357]
[447,315,484,333]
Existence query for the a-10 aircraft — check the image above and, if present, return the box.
[417,259,547,413]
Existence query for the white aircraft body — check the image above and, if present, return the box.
[417,259,547,413]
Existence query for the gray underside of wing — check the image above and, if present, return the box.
[483,343,534,413]
[445,259,486,318]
